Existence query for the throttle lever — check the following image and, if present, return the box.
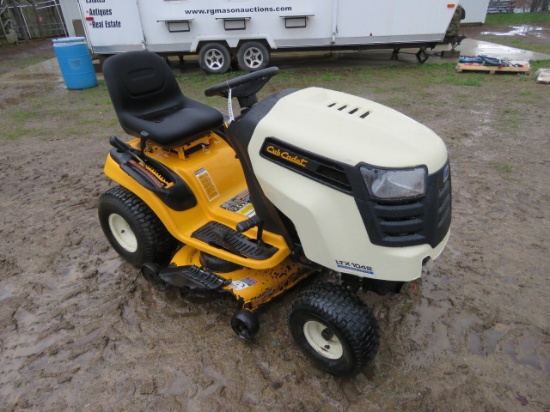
[236,215,262,233]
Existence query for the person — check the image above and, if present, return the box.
[444,5,466,47]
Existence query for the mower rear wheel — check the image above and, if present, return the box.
[98,186,177,267]
[287,283,379,376]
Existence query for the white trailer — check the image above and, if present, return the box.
[77,0,462,73]
[459,0,490,24]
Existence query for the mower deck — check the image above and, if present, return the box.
[171,245,316,310]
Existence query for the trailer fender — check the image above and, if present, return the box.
[191,34,276,53]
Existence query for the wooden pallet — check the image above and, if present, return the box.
[456,62,530,75]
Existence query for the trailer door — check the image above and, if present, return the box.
[77,0,144,54]
[334,0,457,46]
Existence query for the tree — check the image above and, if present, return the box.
[530,0,550,11]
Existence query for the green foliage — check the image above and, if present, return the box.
[530,59,550,71]
[493,162,516,181]
[497,108,522,131]
[455,75,485,86]
[485,11,550,26]
[317,72,345,82]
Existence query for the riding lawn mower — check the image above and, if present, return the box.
[98,51,451,376]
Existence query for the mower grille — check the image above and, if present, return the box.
[259,135,451,249]
[363,162,452,248]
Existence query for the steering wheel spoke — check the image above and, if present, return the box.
[204,67,279,108]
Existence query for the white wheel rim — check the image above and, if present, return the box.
[108,213,138,253]
[244,48,263,69]
[303,320,343,360]
[204,49,225,70]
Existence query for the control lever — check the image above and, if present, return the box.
[236,215,264,246]
[109,136,146,166]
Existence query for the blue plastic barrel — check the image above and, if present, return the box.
[52,37,98,90]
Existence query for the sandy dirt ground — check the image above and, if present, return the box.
[0,30,549,411]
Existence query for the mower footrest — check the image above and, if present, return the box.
[159,265,229,290]
[192,222,277,260]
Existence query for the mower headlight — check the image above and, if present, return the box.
[360,166,426,199]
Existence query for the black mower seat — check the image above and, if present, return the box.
[103,51,223,148]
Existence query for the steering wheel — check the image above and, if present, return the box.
[204,67,279,100]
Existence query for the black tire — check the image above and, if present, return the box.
[199,43,231,74]
[231,310,260,340]
[416,48,429,64]
[287,283,380,376]
[140,262,165,288]
[98,186,177,267]
[237,41,269,72]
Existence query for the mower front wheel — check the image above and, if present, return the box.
[287,283,380,376]
[98,185,177,267]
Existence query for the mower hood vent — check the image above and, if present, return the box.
[327,102,371,119]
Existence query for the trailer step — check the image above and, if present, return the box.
[192,221,277,260]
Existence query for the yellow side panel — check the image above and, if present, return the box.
[103,134,291,269]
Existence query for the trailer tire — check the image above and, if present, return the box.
[416,48,429,64]
[199,43,231,74]
[98,186,177,267]
[288,283,379,376]
[237,41,270,72]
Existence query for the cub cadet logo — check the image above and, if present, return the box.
[266,145,308,168]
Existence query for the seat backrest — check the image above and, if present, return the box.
[103,51,185,121]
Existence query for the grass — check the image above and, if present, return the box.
[530,59,550,70]
[485,12,550,26]
[317,72,345,82]
[0,38,55,75]
[1,80,123,141]
[477,12,550,54]
[1,26,547,147]
[10,110,37,121]
[493,162,516,181]
[497,108,522,131]
[5,128,34,140]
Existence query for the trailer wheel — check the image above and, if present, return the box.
[416,48,429,64]
[199,43,231,74]
[98,186,177,267]
[287,283,379,376]
[237,41,269,72]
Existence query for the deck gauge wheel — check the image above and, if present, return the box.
[231,310,260,340]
